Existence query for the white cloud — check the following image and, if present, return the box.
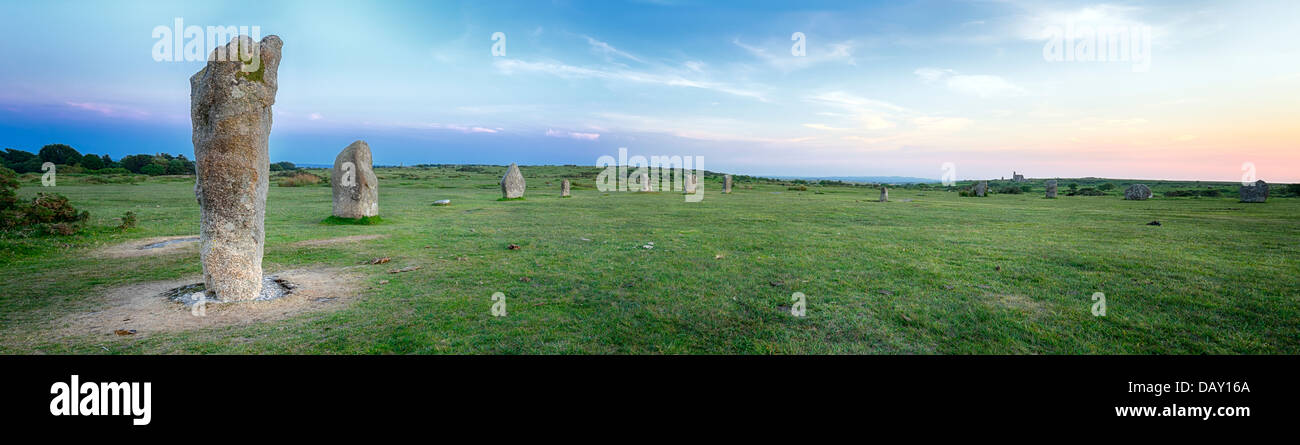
[733,38,855,72]
[914,68,1027,98]
[583,35,645,64]
[494,59,767,101]
[546,128,600,140]
[911,116,973,133]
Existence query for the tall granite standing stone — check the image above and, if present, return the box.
[1124,184,1152,200]
[332,140,378,218]
[1045,179,1058,198]
[879,187,889,202]
[640,173,651,192]
[192,35,282,302]
[561,179,571,197]
[723,175,733,194]
[683,174,698,194]
[975,181,988,197]
[501,163,525,199]
[1240,180,1268,203]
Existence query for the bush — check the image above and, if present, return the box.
[80,153,105,170]
[1098,183,1116,191]
[997,186,1024,194]
[140,164,166,176]
[1287,184,1300,197]
[38,144,81,166]
[86,167,131,175]
[1,191,90,235]
[117,211,137,230]
[119,154,154,173]
[270,161,297,171]
[788,185,808,191]
[278,172,322,187]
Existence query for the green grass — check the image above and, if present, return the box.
[2,166,1298,354]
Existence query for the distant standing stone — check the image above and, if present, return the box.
[723,175,733,194]
[1045,179,1058,198]
[501,163,525,199]
[683,173,697,194]
[191,35,283,302]
[879,186,888,202]
[975,181,988,197]
[1239,180,1268,203]
[561,179,571,197]
[433,199,450,206]
[331,140,379,218]
[640,173,651,192]
[1124,184,1152,200]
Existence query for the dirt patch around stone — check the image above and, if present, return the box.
[290,234,387,247]
[96,235,201,258]
[42,266,366,341]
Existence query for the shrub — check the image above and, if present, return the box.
[140,164,166,176]
[80,153,105,170]
[38,144,82,165]
[1,191,90,235]
[278,172,322,187]
[997,186,1024,194]
[1098,183,1116,191]
[86,167,131,175]
[1067,187,1106,196]
[788,185,808,191]
[1287,184,1300,197]
[117,211,137,230]
[270,161,297,171]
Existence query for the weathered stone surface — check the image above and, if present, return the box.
[1045,179,1058,198]
[500,163,525,199]
[561,179,571,197]
[1124,184,1152,200]
[191,35,282,302]
[331,140,378,218]
[879,186,889,202]
[1240,180,1268,203]
[640,173,651,192]
[683,173,698,194]
[723,175,733,194]
[975,181,987,197]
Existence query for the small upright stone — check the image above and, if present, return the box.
[501,163,525,199]
[1125,184,1152,200]
[640,173,651,192]
[1240,180,1268,203]
[879,186,889,202]
[723,175,733,194]
[975,181,988,197]
[331,140,378,219]
[561,179,571,197]
[683,173,698,194]
[191,35,283,302]
[1045,179,1058,198]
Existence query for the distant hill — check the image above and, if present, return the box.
[762,175,940,184]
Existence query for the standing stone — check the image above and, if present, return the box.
[1045,179,1058,198]
[879,186,889,202]
[1124,184,1153,200]
[723,175,733,194]
[192,35,282,302]
[639,173,651,192]
[1240,180,1268,203]
[561,179,571,197]
[683,173,698,194]
[331,140,378,218]
[975,181,988,197]
[501,163,525,199]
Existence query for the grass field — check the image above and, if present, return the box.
[2,166,1297,354]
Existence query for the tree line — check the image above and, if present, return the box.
[1,144,298,175]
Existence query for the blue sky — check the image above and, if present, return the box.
[1,0,1297,181]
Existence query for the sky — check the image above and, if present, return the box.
[0,0,1297,181]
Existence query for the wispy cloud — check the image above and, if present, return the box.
[583,35,645,64]
[493,59,768,101]
[733,37,855,72]
[65,101,150,119]
[546,128,600,140]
